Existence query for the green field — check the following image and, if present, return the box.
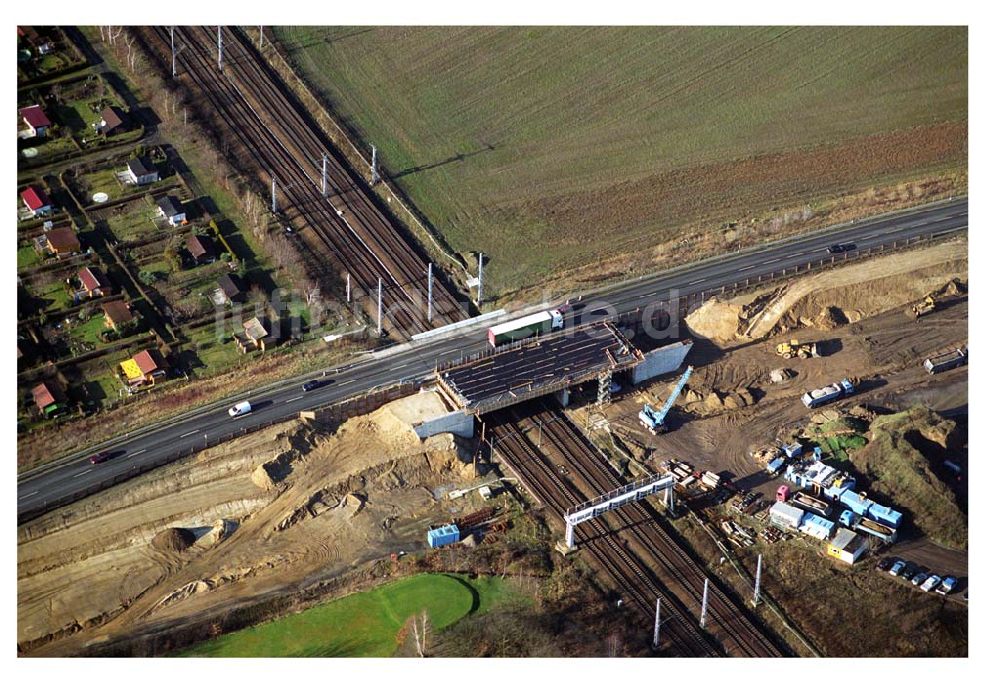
[275,26,967,295]
[180,573,516,657]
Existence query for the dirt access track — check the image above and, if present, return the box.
[17,389,483,656]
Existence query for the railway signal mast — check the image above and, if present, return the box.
[369,145,379,185]
[427,263,433,322]
[753,554,763,607]
[700,578,710,629]
[376,278,383,335]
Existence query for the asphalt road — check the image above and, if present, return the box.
[17,198,968,519]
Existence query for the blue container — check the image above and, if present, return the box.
[839,490,873,517]
[783,443,803,459]
[868,503,903,528]
[427,524,460,548]
[767,456,786,475]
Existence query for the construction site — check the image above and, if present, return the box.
[17,227,968,657]
[16,22,970,662]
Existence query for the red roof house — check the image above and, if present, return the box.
[20,104,51,136]
[134,349,167,382]
[79,267,111,297]
[31,380,66,415]
[21,185,52,216]
[45,227,81,255]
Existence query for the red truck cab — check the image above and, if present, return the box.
[776,485,790,502]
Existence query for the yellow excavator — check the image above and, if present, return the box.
[910,295,937,319]
[776,339,822,359]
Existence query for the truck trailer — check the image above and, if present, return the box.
[801,379,855,409]
[923,347,968,375]
[487,309,564,347]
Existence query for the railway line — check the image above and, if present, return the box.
[138,26,467,338]
[488,401,785,657]
[489,406,719,657]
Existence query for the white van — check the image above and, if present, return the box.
[228,401,252,418]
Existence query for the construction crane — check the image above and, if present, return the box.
[639,365,694,434]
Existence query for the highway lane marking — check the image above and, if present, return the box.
[179,429,201,438]
[440,349,459,355]
[128,449,147,457]
[390,363,409,371]
[286,395,304,403]
[73,469,93,478]
[738,265,754,272]
[639,291,657,298]
[762,258,782,265]
[690,278,707,285]
[341,378,357,384]
[18,491,38,501]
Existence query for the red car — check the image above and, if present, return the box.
[89,451,112,464]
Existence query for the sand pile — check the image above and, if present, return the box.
[684,240,967,344]
[151,527,196,553]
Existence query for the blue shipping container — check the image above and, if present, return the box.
[427,524,460,548]
[868,503,903,528]
[839,490,873,516]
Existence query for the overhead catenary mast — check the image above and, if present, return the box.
[217,26,223,71]
[369,145,379,185]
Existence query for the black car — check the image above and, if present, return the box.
[900,563,918,581]
[877,557,897,572]
[827,242,856,254]
[302,379,322,392]
[89,450,112,464]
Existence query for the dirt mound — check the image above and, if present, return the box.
[684,297,743,342]
[683,387,754,415]
[252,449,301,490]
[807,306,848,331]
[852,406,966,550]
[683,240,967,344]
[205,519,237,546]
[151,527,196,553]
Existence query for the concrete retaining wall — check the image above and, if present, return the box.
[631,339,694,385]
[412,410,475,439]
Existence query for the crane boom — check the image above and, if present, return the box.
[639,366,694,433]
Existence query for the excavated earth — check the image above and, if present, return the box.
[17,388,481,655]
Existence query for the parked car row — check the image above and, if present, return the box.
[880,557,959,595]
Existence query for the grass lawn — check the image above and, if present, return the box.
[76,166,129,202]
[20,132,78,165]
[104,203,160,242]
[17,245,40,270]
[276,26,967,295]
[34,280,69,311]
[66,312,109,346]
[180,573,515,657]
[185,323,243,374]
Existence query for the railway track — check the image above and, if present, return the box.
[137,26,467,338]
[489,407,719,657]
[489,401,785,657]
[527,400,783,657]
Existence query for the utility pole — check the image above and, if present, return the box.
[477,252,484,305]
[270,176,277,213]
[346,273,351,304]
[259,25,264,50]
[321,154,328,197]
[217,26,223,71]
[700,578,709,629]
[369,144,379,185]
[753,554,762,607]
[427,262,433,322]
[653,597,662,648]
[376,278,383,335]
[170,27,176,78]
